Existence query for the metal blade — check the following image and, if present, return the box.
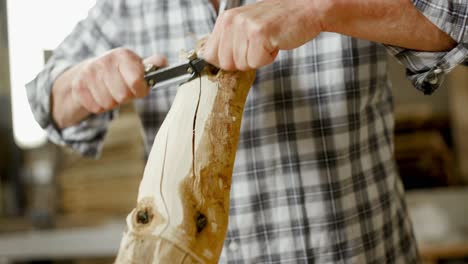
[144,58,212,90]
[151,73,194,89]
[145,62,193,89]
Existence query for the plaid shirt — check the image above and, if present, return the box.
[26,0,468,263]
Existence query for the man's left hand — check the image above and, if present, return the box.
[202,0,325,71]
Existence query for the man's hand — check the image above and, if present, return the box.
[202,0,456,72]
[52,48,166,128]
[202,0,325,70]
[71,48,166,114]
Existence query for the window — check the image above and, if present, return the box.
[7,0,97,148]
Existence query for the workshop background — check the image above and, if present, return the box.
[1,1,467,264]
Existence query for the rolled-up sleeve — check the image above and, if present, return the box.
[25,0,123,157]
[386,0,468,94]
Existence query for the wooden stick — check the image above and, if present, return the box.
[115,54,255,263]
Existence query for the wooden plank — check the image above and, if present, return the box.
[394,104,449,133]
[420,243,468,260]
[395,131,454,188]
[0,221,124,261]
[448,66,468,183]
[57,110,145,217]
[76,258,114,264]
[0,217,32,233]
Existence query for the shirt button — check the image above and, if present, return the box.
[229,241,239,251]
[433,67,443,74]
[428,67,443,85]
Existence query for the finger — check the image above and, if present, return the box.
[72,79,102,114]
[247,35,279,69]
[233,22,250,70]
[202,15,225,67]
[219,26,236,70]
[88,72,117,110]
[119,57,148,98]
[143,54,167,68]
[217,10,239,70]
[103,65,132,104]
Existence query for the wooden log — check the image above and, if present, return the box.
[115,53,256,263]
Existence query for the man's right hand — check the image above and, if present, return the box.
[72,48,166,114]
[52,48,167,128]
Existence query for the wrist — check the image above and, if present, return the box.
[51,62,91,128]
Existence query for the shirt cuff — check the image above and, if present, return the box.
[385,0,468,94]
[46,110,116,158]
[25,58,115,158]
[387,43,468,94]
[412,0,467,43]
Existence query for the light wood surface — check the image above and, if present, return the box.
[115,49,256,262]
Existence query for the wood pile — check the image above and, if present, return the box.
[75,258,114,264]
[395,131,453,189]
[57,104,145,218]
[448,65,468,183]
[394,105,454,189]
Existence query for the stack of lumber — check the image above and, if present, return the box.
[76,258,114,264]
[57,104,145,218]
[448,65,468,183]
[394,105,454,189]
[395,131,453,189]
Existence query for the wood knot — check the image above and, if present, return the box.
[196,212,207,233]
[132,197,165,231]
[207,65,220,75]
[136,208,152,225]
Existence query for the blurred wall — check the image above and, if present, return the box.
[0,0,10,97]
[0,0,12,131]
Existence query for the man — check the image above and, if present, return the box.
[27,0,467,262]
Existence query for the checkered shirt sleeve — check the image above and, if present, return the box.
[386,0,468,94]
[25,0,122,157]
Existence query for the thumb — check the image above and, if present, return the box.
[143,54,168,67]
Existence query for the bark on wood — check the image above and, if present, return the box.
[115,52,255,263]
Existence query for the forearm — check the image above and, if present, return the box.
[51,62,91,129]
[321,0,457,51]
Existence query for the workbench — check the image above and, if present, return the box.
[0,187,467,263]
[406,187,468,263]
[0,221,124,263]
